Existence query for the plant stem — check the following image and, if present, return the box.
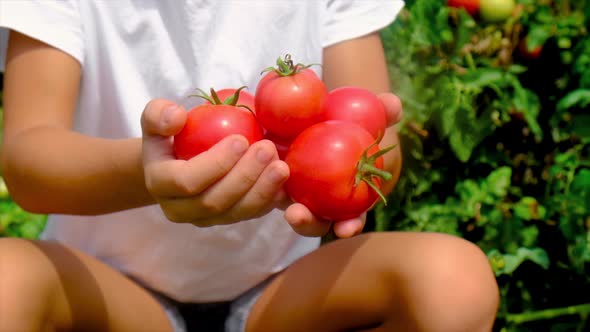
[505,303,590,324]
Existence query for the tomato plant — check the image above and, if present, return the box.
[173,87,263,160]
[479,0,515,22]
[447,0,480,16]
[322,86,387,140]
[255,54,327,141]
[284,121,394,221]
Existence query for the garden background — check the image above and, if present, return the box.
[1,0,589,331]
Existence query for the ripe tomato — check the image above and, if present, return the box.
[447,0,480,16]
[284,121,393,221]
[173,88,263,160]
[255,55,327,141]
[322,86,387,140]
[205,88,256,112]
[479,0,515,22]
[263,131,292,160]
[518,37,543,60]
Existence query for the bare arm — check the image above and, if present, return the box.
[1,31,154,215]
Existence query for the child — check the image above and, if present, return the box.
[0,1,500,331]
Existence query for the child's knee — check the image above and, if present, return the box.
[0,238,59,332]
[400,233,499,331]
[363,232,499,331]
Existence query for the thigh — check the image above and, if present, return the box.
[244,231,498,332]
[0,238,174,332]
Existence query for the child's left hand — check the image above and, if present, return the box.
[283,92,403,238]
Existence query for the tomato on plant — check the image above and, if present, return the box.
[446,0,480,16]
[322,86,387,140]
[173,87,263,160]
[284,121,394,221]
[255,54,327,141]
[518,37,543,60]
[479,0,515,22]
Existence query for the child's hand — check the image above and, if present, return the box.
[140,99,290,227]
[283,92,403,238]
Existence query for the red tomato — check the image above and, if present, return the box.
[206,88,256,112]
[518,37,543,60]
[173,90,263,160]
[322,86,387,140]
[447,0,480,16]
[263,131,292,160]
[284,121,392,221]
[255,55,327,141]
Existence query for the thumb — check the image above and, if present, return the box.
[141,99,187,163]
[377,93,403,127]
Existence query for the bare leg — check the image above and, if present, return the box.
[246,232,500,332]
[0,238,173,332]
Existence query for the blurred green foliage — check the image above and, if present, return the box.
[375,0,590,330]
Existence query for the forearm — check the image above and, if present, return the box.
[1,127,154,215]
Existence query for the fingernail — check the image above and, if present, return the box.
[256,148,272,164]
[232,138,248,154]
[162,104,178,125]
[269,165,287,183]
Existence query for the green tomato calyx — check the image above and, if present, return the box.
[260,54,319,77]
[189,86,254,113]
[355,135,396,205]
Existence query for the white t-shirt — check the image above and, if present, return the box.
[0,0,404,303]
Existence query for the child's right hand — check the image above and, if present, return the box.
[140,99,290,227]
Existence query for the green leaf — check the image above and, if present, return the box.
[486,167,512,198]
[512,86,543,139]
[488,247,550,276]
[571,114,590,143]
[513,197,546,221]
[526,25,553,49]
[557,89,590,111]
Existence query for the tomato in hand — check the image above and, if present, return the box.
[263,131,292,160]
[322,86,387,140]
[255,54,327,141]
[447,0,480,16]
[173,88,263,160]
[284,121,394,221]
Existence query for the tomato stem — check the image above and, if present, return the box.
[222,86,248,106]
[188,86,254,114]
[260,54,320,77]
[355,139,397,206]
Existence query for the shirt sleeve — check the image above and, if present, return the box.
[322,0,405,48]
[0,0,84,72]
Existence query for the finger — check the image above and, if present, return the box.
[377,93,403,127]
[158,144,288,226]
[145,135,249,197]
[284,203,332,237]
[223,159,290,223]
[141,99,187,163]
[192,139,281,216]
[332,213,366,238]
